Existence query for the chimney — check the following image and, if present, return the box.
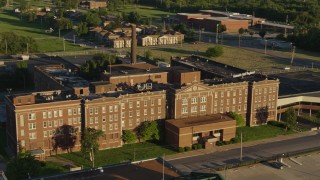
[131,24,137,64]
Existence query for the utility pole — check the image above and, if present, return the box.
[91,146,95,168]
[5,39,7,54]
[162,154,165,180]
[291,45,296,65]
[264,39,267,55]
[284,15,288,37]
[73,35,76,45]
[240,131,243,161]
[63,38,65,51]
[59,28,61,39]
[216,24,219,44]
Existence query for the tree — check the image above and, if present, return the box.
[0,32,38,54]
[75,22,88,36]
[52,125,78,153]
[138,121,162,141]
[259,30,267,38]
[5,152,41,180]
[85,12,101,27]
[127,11,141,23]
[316,111,320,120]
[122,130,137,144]
[0,0,6,8]
[205,45,224,57]
[282,107,297,131]
[81,128,104,166]
[54,17,73,30]
[249,30,254,38]
[229,112,246,127]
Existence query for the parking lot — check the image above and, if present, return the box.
[224,152,320,180]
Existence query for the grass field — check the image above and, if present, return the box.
[137,44,289,70]
[58,142,177,168]
[110,5,174,19]
[0,10,88,53]
[38,161,69,177]
[236,125,295,142]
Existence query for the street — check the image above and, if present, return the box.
[167,131,320,174]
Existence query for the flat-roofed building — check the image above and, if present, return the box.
[165,114,236,148]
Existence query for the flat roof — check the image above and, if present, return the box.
[167,114,234,128]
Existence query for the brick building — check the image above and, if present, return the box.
[5,56,279,156]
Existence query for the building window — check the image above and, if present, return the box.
[227,91,230,97]
[151,99,154,106]
[114,123,118,130]
[220,108,224,113]
[89,108,93,115]
[68,109,72,116]
[20,130,24,136]
[121,112,125,118]
[144,109,147,115]
[232,106,235,112]
[129,119,132,126]
[90,118,93,124]
[20,115,24,127]
[259,88,262,94]
[122,120,125,128]
[191,97,198,104]
[121,103,125,109]
[28,123,36,130]
[95,107,98,114]
[144,100,147,107]
[221,92,224,98]
[59,119,63,126]
[73,118,77,124]
[158,107,161,113]
[29,132,37,139]
[232,98,236,105]
[136,110,140,116]
[129,102,133,108]
[245,89,248,95]
[109,124,113,130]
[54,120,58,127]
[43,112,47,119]
[182,107,188,114]
[43,121,47,128]
[244,105,247,110]
[68,118,72,125]
[72,108,76,115]
[48,111,52,118]
[226,107,230,112]
[200,105,206,111]
[191,106,197,112]
[136,118,140,125]
[214,100,217,107]
[255,89,258,95]
[109,115,113,122]
[18,99,21,103]
[129,111,133,117]
[200,96,207,103]
[182,98,188,105]
[28,113,36,120]
[114,114,118,121]
[53,110,57,118]
[239,90,242,95]
[220,99,224,106]
[102,106,106,113]
[226,99,230,105]
[48,121,52,127]
[238,105,241,111]
[59,110,63,117]
[214,92,218,98]
[214,108,217,114]
[245,97,247,102]
[137,101,140,107]
[102,125,106,131]
[151,108,154,115]
[239,97,242,103]
[114,105,118,112]
[49,130,53,137]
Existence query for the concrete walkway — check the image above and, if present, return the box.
[165,130,319,161]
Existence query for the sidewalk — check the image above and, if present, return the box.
[165,130,319,161]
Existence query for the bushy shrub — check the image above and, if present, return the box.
[184,146,192,151]
[267,121,286,128]
[196,144,203,149]
[192,144,198,150]
[205,46,224,57]
[178,147,185,153]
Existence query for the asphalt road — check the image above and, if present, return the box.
[168,132,320,174]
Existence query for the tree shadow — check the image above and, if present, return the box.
[155,47,206,56]
[52,125,78,154]
[256,106,269,124]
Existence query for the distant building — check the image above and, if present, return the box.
[81,0,107,9]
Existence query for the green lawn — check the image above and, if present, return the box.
[110,5,174,18]
[36,39,90,53]
[137,44,290,70]
[38,161,69,177]
[236,124,295,142]
[58,142,177,168]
